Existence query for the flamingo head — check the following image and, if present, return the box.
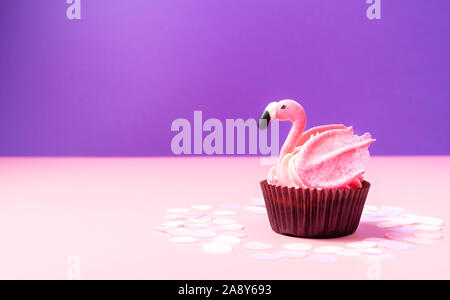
[259,99,306,129]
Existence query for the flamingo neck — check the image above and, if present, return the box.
[280,120,305,158]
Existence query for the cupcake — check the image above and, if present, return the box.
[259,99,375,238]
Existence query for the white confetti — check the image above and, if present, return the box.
[167,228,193,237]
[337,249,362,257]
[191,229,219,239]
[159,220,184,229]
[185,223,211,229]
[405,238,435,245]
[390,215,421,226]
[187,215,213,224]
[202,243,233,254]
[390,226,418,233]
[251,253,282,261]
[212,218,236,225]
[363,205,379,213]
[276,251,308,259]
[385,232,412,241]
[244,242,273,250]
[376,221,400,229]
[347,241,377,249]
[171,236,199,244]
[282,243,312,251]
[414,232,443,240]
[359,248,384,255]
[416,224,442,232]
[213,235,241,245]
[158,202,444,264]
[377,239,411,251]
[213,210,236,216]
[375,206,405,217]
[217,224,244,231]
[306,254,337,263]
[221,231,248,238]
[417,216,444,226]
[314,246,344,254]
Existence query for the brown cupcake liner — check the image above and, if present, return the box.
[260,180,371,238]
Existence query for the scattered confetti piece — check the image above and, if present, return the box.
[251,253,282,261]
[159,221,183,229]
[314,246,344,254]
[276,251,308,259]
[282,243,312,251]
[244,242,273,250]
[376,206,405,217]
[405,238,435,245]
[347,241,377,249]
[217,224,244,231]
[390,226,418,233]
[390,215,420,226]
[363,205,379,213]
[416,224,442,232]
[171,236,199,244]
[186,215,213,224]
[359,248,384,255]
[385,232,412,241]
[414,232,443,240]
[221,231,248,238]
[377,239,411,251]
[185,223,211,229]
[167,228,193,237]
[191,229,219,239]
[376,221,400,229]
[337,250,362,257]
[186,215,213,223]
[417,216,444,226]
[202,243,233,254]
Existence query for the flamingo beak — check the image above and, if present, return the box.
[259,102,277,130]
[259,110,271,129]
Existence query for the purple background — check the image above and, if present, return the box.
[1,0,449,156]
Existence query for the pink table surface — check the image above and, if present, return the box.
[0,156,449,280]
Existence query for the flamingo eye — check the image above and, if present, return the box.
[281,105,286,109]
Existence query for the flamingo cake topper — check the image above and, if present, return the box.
[259,99,375,190]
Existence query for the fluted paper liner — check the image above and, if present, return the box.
[260,180,371,238]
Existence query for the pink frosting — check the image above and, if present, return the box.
[268,126,374,189]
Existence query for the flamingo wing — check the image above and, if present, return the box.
[295,127,375,189]
[295,124,346,148]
